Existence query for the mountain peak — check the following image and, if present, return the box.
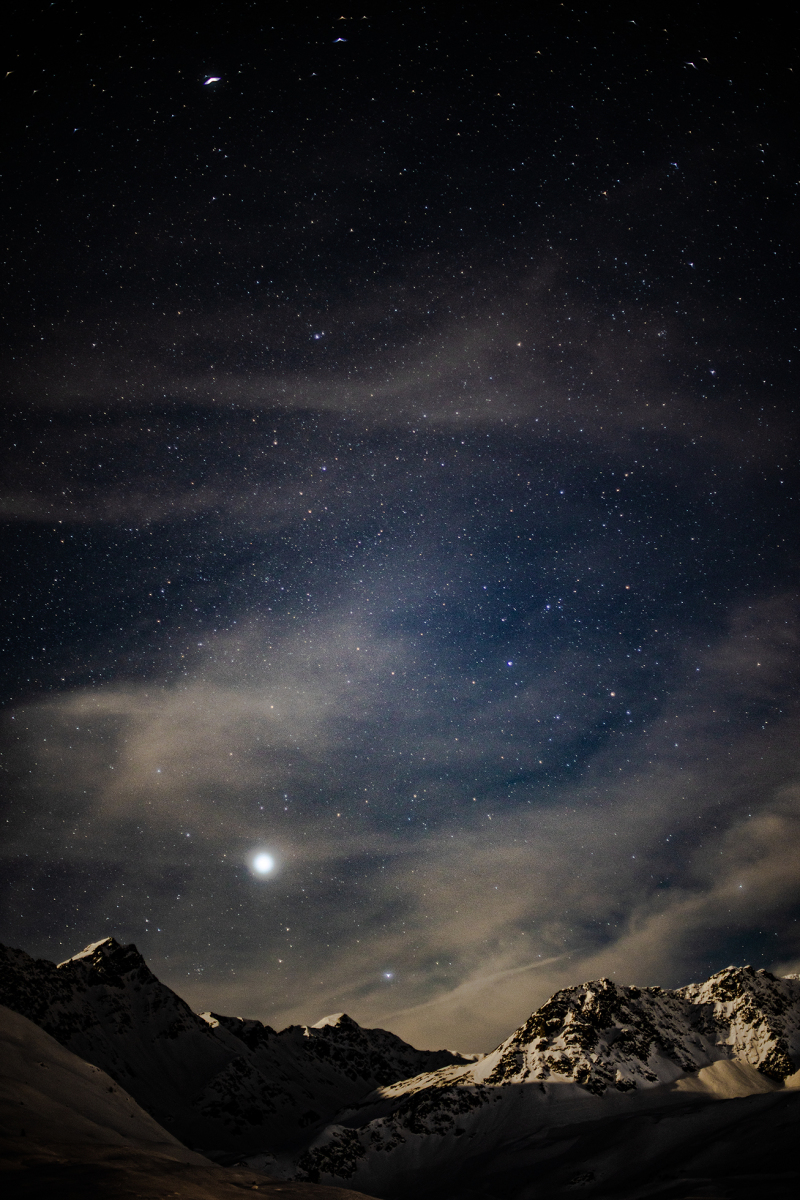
[57,937,122,966]
[311,1012,355,1030]
[679,962,800,1080]
[56,937,151,983]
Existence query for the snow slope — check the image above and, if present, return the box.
[0,1002,205,1158]
[0,1003,383,1200]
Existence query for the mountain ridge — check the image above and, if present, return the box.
[256,966,800,1194]
[3,936,800,1198]
[0,936,471,1156]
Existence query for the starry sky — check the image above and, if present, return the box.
[2,3,800,1052]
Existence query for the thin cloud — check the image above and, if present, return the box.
[4,594,799,1048]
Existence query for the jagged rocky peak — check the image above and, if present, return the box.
[309,1009,482,1066]
[474,976,719,1096]
[679,963,800,1080]
[58,936,120,965]
[55,936,156,986]
[479,967,800,1094]
[312,1012,354,1030]
[0,936,183,1042]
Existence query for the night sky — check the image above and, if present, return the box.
[3,3,800,1053]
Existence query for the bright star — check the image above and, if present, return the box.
[252,852,276,875]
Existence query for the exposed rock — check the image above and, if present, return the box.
[680,964,800,1081]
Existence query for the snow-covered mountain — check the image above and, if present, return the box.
[0,937,471,1157]
[257,967,800,1196]
[3,936,800,1199]
[679,963,800,1080]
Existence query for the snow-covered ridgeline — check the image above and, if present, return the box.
[0,937,471,1156]
[265,967,800,1193]
[2,934,799,1196]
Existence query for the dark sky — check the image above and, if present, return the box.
[2,2,799,1051]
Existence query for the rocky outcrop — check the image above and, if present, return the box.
[680,964,800,1081]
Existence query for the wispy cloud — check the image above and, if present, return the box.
[4,593,799,1048]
